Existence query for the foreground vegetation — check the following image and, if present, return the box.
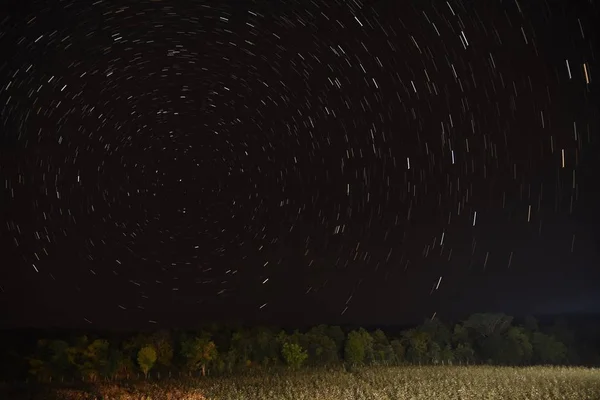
[5,366,600,400]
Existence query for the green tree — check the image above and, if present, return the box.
[85,339,110,380]
[426,340,442,364]
[440,344,455,364]
[454,343,475,364]
[123,334,149,355]
[481,334,509,364]
[27,340,52,382]
[47,340,71,379]
[463,313,513,363]
[323,325,346,356]
[65,337,109,381]
[65,337,86,379]
[532,332,567,364]
[122,334,151,376]
[357,328,375,364]
[390,339,405,364]
[401,329,429,364]
[371,329,394,365]
[344,331,366,366]
[106,348,130,380]
[422,318,452,350]
[150,330,174,369]
[305,326,339,366]
[281,342,308,369]
[137,346,157,379]
[452,323,475,364]
[549,317,578,363]
[28,339,72,381]
[250,327,279,366]
[181,335,218,376]
[463,313,513,338]
[523,315,539,334]
[504,326,533,365]
[230,330,252,368]
[28,358,49,381]
[452,324,471,346]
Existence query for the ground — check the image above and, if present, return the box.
[3,365,600,399]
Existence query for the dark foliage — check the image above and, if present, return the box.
[1,312,599,383]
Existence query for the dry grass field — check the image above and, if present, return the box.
[10,365,600,400]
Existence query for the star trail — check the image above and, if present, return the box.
[0,0,598,329]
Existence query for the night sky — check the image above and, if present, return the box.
[0,0,598,330]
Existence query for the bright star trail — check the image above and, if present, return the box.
[0,0,598,329]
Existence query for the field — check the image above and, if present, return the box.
[4,365,600,400]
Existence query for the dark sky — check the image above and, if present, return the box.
[0,0,598,330]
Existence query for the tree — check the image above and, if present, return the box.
[107,348,132,380]
[250,327,279,366]
[479,329,531,365]
[65,337,109,381]
[549,317,578,363]
[440,344,455,364]
[27,340,52,382]
[532,332,567,364]
[181,335,218,376]
[83,339,110,380]
[454,343,475,364]
[123,334,149,355]
[221,347,239,373]
[47,340,71,379]
[281,342,308,369]
[356,328,375,364]
[65,337,86,380]
[371,330,394,365]
[344,331,366,366]
[137,346,157,379]
[463,313,513,364]
[28,358,52,382]
[523,315,539,334]
[305,327,339,366]
[481,333,508,364]
[149,330,174,369]
[390,339,405,364]
[452,323,471,344]
[463,313,513,338]
[426,340,442,364]
[27,339,72,381]
[503,326,533,365]
[422,318,452,349]
[452,323,475,364]
[323,325,346,357]
[230,330,252,368]
[401,329,429,364]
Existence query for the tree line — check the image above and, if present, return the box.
[2,312,599,383]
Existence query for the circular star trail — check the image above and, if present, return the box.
[0,0,596,327]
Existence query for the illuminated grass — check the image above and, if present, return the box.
[48,366,600,400]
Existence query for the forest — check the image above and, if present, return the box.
[1,312,599,384]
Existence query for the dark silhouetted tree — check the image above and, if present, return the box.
[532,332,568,364]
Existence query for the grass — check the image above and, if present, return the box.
[6,365,600,400]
